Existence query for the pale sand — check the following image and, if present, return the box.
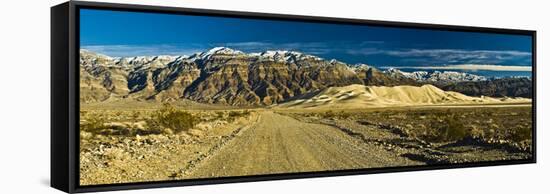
[279,84,531,109]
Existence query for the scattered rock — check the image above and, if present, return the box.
[162,128,174,135]
[196,123,213,131]
[188,129,205,137]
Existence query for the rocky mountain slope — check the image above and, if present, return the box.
[381,68,532,98]
[80,47,370,105]
[80,48,532,105]
[440,78,533,98]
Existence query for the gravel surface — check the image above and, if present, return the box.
[185,111,420,179]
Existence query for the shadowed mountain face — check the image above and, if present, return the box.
[440,78,532,98]
[80,47,369,105]
[79,47,532,105]
[183,49,367,105]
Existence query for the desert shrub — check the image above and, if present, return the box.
[80,113,106,133]
[443,117,468,141]
[413,122,441,142]
[215,111,224,119]
[417,111,428,116]
[323,110,335,118]
[423,116,468,142]
[146,103,197,134]
[337,111,353,119]
[228,111,239,117]
[229,110,250,117]
[131,111,141,121]
[510,127,532,141]
[226,110,251,122]
[468,125,485,138]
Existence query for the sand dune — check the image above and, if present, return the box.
[279,84,531,109]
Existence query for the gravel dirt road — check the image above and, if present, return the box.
[186,111,419,178]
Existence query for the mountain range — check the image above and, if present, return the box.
[79,47,532,106]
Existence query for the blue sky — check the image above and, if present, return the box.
[80,8,533,76]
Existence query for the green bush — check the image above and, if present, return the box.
[147,103,197,134]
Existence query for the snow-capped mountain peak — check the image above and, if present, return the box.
[122,56,154,64]
[354,63,372,69]
[384,68,487,83]
[385,67,401,74]
[254,50,323,62]
[199,47,244,60]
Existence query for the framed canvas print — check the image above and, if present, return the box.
[51,1,536,193]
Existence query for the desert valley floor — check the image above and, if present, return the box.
[79,101,532,185]
[78,47,533,185]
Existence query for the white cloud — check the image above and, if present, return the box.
[350,48,532,66]
[221,41,333,54]
[382,64,532,72]
[81,45,204,57]
[82,41,346,57]
[223,42,271,47]
[351,48,531,59]
[384,49,531,58]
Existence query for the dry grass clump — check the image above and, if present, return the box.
[426,116,468,142]
[146,103,198,134]
[321,110,353,119]
[299,107,532,145]
[509,126,532,142]
[80,112,107,134]
[81,103,199,136]
[226,110,251,122]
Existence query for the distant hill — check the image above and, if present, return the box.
[439,78,532,98]
[381,67,532,98]
[278,84,530,109]
[383,68,487,84]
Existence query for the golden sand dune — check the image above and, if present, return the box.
[279,84,531,108]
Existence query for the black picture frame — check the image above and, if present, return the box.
[51,1,537,193]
